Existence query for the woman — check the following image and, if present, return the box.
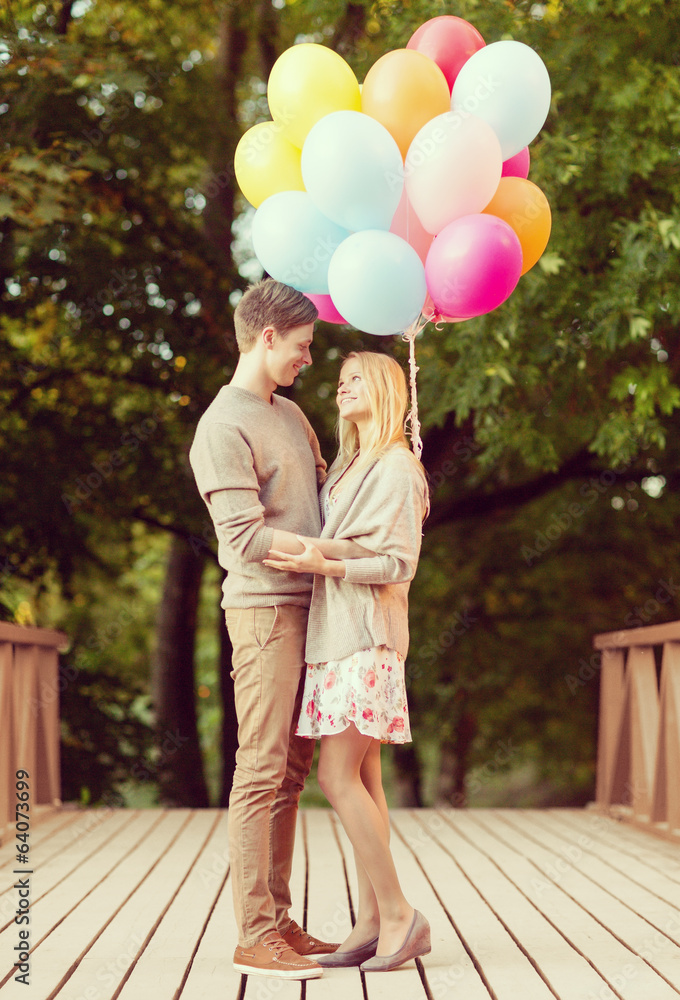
[264,351,431,973]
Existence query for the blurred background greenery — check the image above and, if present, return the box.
[2,0,679,810]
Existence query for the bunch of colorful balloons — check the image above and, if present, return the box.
[234,15,552,336]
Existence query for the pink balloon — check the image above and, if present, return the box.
[390,188,434,265]
[304,292,347,325]
[502,146,530,179]
[407,16,486,92]
[425,214,522,319]
[421,292,464,324]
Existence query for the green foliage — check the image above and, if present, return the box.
[2,0,680,806]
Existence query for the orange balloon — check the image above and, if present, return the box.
[361,49,450,159]
[482,177,551,275]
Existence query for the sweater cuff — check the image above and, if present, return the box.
[247,525,275,564]
[342,556,383,585]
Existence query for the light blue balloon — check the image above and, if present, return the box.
[328,230,426,336]
[451,40,551,160]
[252,191,351,294]
[301,110,404,232]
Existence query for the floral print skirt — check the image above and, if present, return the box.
[296,644,412,744]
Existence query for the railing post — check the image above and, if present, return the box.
[595,647,625,807]
[0,623,68,843]
[594,620,680,839]
[651,641,680,831]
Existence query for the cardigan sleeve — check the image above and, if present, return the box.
[340,456,426,586]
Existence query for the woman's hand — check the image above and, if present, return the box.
[264,536,328,575]
[264,536,346,578]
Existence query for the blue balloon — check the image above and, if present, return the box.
[451,40,551,160]
[301,110,404,232]
[328,230,426,336]
[252,191,351,294]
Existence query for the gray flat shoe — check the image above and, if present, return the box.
[360,911,431,972]
[316,935,379,967]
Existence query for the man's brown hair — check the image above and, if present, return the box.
[233,279,318,352]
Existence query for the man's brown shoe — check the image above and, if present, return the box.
[281,919,340,956]
[233,933,323,979]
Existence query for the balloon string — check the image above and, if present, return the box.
[402,313,428,461]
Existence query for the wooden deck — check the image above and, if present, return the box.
[1,807,680,1000]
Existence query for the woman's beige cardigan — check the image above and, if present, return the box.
[305,446,429,664]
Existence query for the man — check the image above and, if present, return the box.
[189,279,365,980]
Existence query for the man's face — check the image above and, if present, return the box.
[267,323,314,387]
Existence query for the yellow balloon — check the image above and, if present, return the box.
[362,49,450,159]
[234,122,304,208]
[267,43,361,148]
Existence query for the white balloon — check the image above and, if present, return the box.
[328,230,426,336]
[405,112,502,235]
[252,191,351,294]
[301,110,404,231]
[451,40,551,159]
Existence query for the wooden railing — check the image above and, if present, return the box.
[594,619,680,838]
[0,621,68,842]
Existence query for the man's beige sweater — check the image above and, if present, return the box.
[189,385,326,609]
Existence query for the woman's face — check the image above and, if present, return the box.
[337,361,370,424]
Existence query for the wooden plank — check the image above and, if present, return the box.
[0,622,68,648]
[390,809,492,1000]
[305,810,361,1000]
[37,810,201,1000]
[0,641,13,843]
[483,810,680,996]
[113,811,235,1000]
[0,811,172,997]
[423,809,616,1000]
[523,811,680,946]
[652,643,680,831]
[388,810,551,1000]
[0,809,137,944]
[544,808,680,894]
[12,645,40,796]
[322,811,428,1000]
[58,811,234,1000]
[178,879,243,1000]
[34,644,61,807]
[0,808,85,868]
[596,647,626,806]
[594,621,680,649]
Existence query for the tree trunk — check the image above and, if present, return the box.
[435,708,478,807]
[202,1,249,265]
[151,536,210,806]
[218,598,238,806]
[57,1,74,34]
[391,744,423,807]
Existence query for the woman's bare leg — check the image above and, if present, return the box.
[318,725,414,955]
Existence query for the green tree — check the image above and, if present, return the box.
[2,0,679,807]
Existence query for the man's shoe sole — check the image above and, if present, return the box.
[233,962,323,979]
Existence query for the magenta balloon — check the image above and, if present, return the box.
[502,146,530,179]
[305,292,347,325]
[407,16,486,91]
[425,214,522,319]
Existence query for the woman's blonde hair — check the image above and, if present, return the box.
[335,352,428,502]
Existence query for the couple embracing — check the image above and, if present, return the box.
[189,278,431,981]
